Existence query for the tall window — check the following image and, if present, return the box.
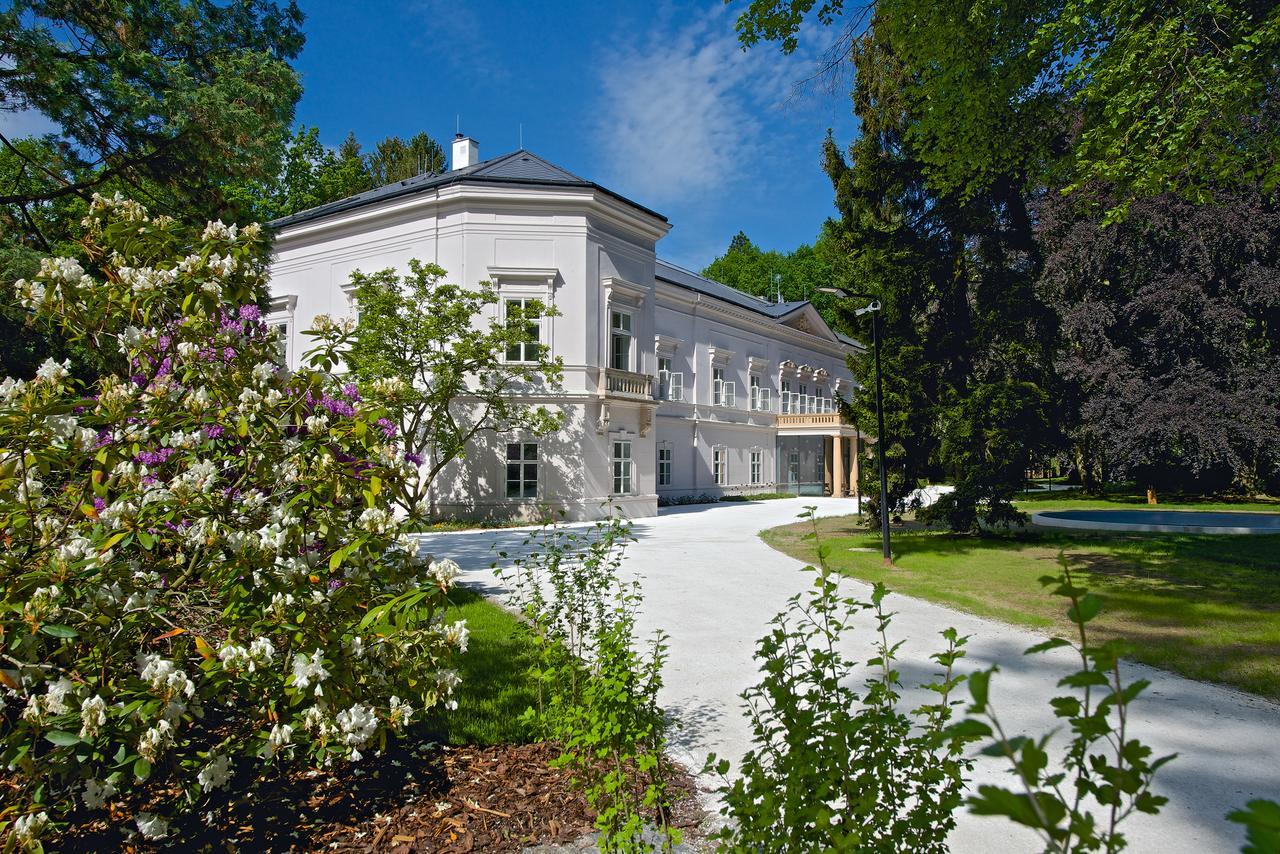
[750,449,763,484]
[504,298,542,363]
[713,368,735,407]
[505,442,538,498]
[749,375,770,412]
[612,440,633,494]
[713,448,727,485]
[781,379,793,413]
[269,320,290,366]
[657,446,672,486]
[657,357,683,401]
[610,310,633,371]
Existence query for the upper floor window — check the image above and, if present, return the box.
[750,449,763,484]
[610,310,633,371]
[713,368,735,407]
[504,298,542,363]
[749,375,771,412]
[657,357,683,401]
[266,294,297,367]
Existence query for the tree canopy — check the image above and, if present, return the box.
[733,0,1280,213]
[0,0,305,220]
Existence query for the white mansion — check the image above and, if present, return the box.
[268,135,864,521]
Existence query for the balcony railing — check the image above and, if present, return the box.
[777,412,845,428]
[605,368,654,401]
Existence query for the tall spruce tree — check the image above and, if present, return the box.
[816,17,1060,531]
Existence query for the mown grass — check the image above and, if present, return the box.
[439,587,539,745]
[761,492,1280,699]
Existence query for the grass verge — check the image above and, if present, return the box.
[761,494,1280,699]
[439,587,539,745]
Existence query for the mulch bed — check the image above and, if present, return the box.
[44,738,705,852]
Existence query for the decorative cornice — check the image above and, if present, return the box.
[747,355,769,373]
[268,294,298,314]
[655,334,681,355]
[487,266,559,287]
[707,346,735,366]
[603,276,649,302]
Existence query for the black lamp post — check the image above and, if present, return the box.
[820,287,892,566]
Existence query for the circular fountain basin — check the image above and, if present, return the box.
[1032,509,1280,535]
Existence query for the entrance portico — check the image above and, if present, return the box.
[776,412,862,498]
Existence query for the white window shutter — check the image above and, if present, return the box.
[725,382,736,407]
[670,372,683,401]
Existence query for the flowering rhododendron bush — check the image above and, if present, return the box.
[0,195,463,846]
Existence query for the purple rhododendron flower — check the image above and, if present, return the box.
[136,447,176,466]
[328,579,345,591]
[376,418,396,439]
[239,304,261,322]
[92,498,106,512]
[204,424,225,439]
[405,452,424,466]
[341,383,361,401]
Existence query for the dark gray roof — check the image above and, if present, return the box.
[655,260,862,350]
[655,259,807,318]
[269,150,667,230]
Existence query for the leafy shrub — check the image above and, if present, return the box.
[960,553,1174,851]
[0,196,462,846]
[499,519,679,852]
[709,507,975,851]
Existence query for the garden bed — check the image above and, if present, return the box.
[38,738,705,851]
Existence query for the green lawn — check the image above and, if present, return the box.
[438,587,539,745]
[761,493,1280,699]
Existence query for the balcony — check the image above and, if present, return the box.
[777,412,844,428]
[605,368,654,401]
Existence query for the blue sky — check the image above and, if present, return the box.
[290,0,859,270]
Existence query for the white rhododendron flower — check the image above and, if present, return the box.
[82,778,116,810]
[80,695,108,739]
[197,753,232,792]
[13,811,48,843]
[135,812,169,840]
[291,649,330,694]
[35,357,70,383]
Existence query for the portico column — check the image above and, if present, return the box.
[832,434,844,497]
[849,432,860,501]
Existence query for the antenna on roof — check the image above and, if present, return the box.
[772,272,782,305]
[456,114,460,135]
[519,123,523,150]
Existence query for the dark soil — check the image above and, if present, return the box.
[45,739,704,852]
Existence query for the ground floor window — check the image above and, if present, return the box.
[750,449,763,485]
[505,442,538,498]
[657,446,672,486]
[713,447,727,485]
[612,440,633,494]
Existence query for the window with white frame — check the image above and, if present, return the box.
[505,442,538,499]
[657,445,672,486]
[713,447,728,485]
[266,295,296,367]
[749,375,771,411]
[750,449,763,484]
[657,356,683,401]
[781,379,793,413]
[610,310,633,371]
[504,298,543,363]
[713,368,736,407]
[612,440,633,494]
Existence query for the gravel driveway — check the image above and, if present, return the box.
[420,497,1280,852]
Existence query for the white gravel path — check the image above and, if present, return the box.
[420,497,1280,853]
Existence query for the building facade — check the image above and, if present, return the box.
[267,136,862,521]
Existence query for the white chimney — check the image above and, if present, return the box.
[451,134,479,170]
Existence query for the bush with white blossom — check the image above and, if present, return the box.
[0,195,463,846]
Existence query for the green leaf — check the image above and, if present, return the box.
[133,758,152,781]
[39,624,79,638]
[44,730,82,747]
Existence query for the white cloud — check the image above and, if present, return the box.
[0,107,58,140]
[592,7,822,208]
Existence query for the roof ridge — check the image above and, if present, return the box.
[655,258,780,307]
